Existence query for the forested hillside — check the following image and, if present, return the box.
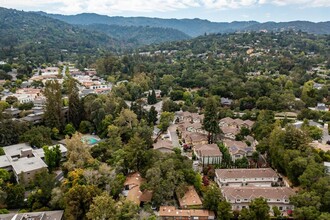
[0,7,124,64]
[244,21,330,35]
[81,24,190,45]
[42,12,330,36]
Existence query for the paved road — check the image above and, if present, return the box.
[168,124,180,148]
[322,123,329,144]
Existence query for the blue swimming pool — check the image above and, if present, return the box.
[82,136,99,145]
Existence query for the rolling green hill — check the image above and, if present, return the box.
[39,12,258,37]
[81,24,190,46]
[41,12,330,36]
[0,7,124,63]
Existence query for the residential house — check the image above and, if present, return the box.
[21,112,44,124]
[33,96,46,107]
[153,139,173,153]
[2,88,43,104]
[177,186,203,209]
[219,118,254,140]
[11,157,48,183]
[292,120,323,129]
[219,117,235,127]
[194,144,222,166]
[242,120,255,129]
[176,111,204,124]
[0,210,64,220]
[40,67,59,76]
[33,144,67,159]
[3,107,21,118]
[246,135,258,148]
[28,74,58,84]
[178,121,207,136]
[274,112,297,120]
[0,143,67,183]
[182,132,208,146]
[144,89,162,99]
[221,126,240,140]
[219,117,254,130]
[158,206,215,220]
[215,168,279,187]
[123,172,152,206]
[0,143,47,183]
[220,97,233,106]
[222,187,295,214]
[310,142,330,152]
[315,103,327,111]
[222,139,254,162]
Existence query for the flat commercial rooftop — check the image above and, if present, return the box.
[11,156,47,174]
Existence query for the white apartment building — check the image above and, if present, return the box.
[215,168,279,187]
[222,187,295,213]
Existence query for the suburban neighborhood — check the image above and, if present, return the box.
[0,5,330,220]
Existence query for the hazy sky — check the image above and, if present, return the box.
[1,0,329,22]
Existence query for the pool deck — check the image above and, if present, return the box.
[57,134,101,147]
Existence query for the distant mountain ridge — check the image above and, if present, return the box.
[80,24,190,46]
[39,12,330,36]
[0,7,123,63]
[0,7,190,64]
[243,21,330,35]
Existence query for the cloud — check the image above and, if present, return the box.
[0,0,329,14]
[201,0,330,9]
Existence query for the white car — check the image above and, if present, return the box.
[193,161,199,166]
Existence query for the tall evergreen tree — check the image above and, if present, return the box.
[147,89,157,105]
[203,96,220,143]
[68,77,81,128]
[148,106,158,125]
[44,80,63,130]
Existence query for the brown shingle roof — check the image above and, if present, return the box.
[153,139,173,151]
[177,186,203,208]
[188,132,208,142]
[124,172,152,204]
[177,112,204,122]
[234,118,244,125]
[159,206,215,218]
[127,185,143,205]
[140,190,153,202]
[195,144,222,157]
[178,121,203,132]
[221,126,239,135]
[222,187,295,201]
[124,172,143,186]
[223,139,248,149]
[243,120,255,128]
[215,168,278,179]
[220,117,235,124]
